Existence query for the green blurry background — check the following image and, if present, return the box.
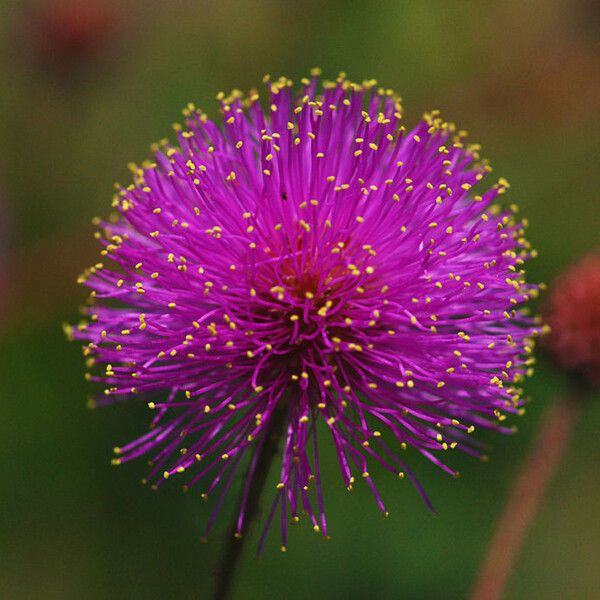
[1,1,599,598]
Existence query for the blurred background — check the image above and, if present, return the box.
[1,0,599,598]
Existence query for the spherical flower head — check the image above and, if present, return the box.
[545,250,600,385]
[70,72,542,547]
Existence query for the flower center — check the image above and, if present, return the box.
[228,228,381,394]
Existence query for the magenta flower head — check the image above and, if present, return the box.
[70,71,542,550]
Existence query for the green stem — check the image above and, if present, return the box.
[212,407,286,600]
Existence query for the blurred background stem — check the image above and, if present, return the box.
[471,393,586,600]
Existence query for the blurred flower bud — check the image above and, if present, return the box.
[30,0,120,73]
[545,250,600,385]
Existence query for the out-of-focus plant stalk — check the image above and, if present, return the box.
[473,249,600,599]
[471,393,584,600]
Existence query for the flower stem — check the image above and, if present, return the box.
[212,406,286,600]
[471,393,585,600]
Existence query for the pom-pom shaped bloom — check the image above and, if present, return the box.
[545,250,600,385]
[71,72,541,547]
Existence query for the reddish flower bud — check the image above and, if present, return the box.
[545,251,600,385]
[31,0,119,71]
